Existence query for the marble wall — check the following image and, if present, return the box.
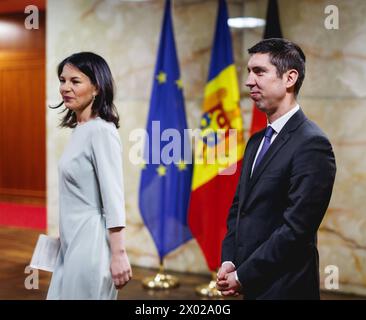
[47,0,366,295]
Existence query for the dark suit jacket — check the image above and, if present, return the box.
[221,109,336,300]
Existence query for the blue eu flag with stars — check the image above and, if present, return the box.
[139,0,192,262]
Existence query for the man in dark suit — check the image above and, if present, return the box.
[216,38,336,300]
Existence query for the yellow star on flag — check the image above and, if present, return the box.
[156,71,167,84]
[175,160,187,171]
[139,160,147,170]
[175,78,183,89]
[156,165,167,176]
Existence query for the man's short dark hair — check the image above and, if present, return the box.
[248,38,306,96]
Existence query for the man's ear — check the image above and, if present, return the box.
[285,69,299,90]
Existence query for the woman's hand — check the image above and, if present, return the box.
[109,227,132,290]
[110,250,132,289]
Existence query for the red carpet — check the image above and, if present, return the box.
[0,202,46,230]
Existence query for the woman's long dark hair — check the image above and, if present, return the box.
[50,52,119,128]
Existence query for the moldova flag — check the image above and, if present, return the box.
[139,0,192,263]
[188,0,245,271]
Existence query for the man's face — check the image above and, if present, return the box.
[245,53,287,113]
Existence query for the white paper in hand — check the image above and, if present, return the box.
[30,234,61,272]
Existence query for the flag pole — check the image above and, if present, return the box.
[142,259,180,289]
[188,0,243,299]
[139,0,192,291]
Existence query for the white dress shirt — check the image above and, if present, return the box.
[251,104,300,176]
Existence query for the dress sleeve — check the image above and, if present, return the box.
[90,125,126,229]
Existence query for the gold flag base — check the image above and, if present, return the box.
[142,272,180,290]
[142,263,180,290]
[195,272,222,298]
[195,280,222,298]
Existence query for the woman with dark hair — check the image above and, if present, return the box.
[47,52,131,299]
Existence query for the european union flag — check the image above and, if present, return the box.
[139,0,192,262]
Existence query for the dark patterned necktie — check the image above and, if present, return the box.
[253,126,275,171]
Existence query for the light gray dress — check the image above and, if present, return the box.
[47,117,126,300]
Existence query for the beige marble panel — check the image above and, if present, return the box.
[242,0,366,99]
[300,99,366,295]
[319,231,366,296]
[300,98,366,222]
[281,0,366,99]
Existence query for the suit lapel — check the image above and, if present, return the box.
[248,133,290,189]
[238,131,263,210]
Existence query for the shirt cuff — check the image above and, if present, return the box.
[222,261,236,269]
[222,262,242,289]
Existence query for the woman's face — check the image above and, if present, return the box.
[59,63,97,113]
